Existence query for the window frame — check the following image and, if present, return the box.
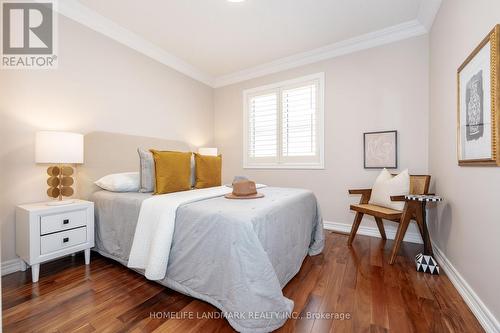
[243,72,325,169]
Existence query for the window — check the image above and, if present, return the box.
[243,73,324,169]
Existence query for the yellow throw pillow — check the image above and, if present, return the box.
[194,153,222,189]
[150,150,192,194]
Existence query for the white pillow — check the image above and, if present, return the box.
[369,169,410,210]
[94,172,140,192]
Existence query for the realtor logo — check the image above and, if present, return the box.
[1,0,58,68]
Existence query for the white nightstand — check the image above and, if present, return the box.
[16,200,94,283]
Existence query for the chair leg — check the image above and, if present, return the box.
[347,212,364,246]
[413,211,425,241]
[374,217,387,240]
[415,218,425,241]
[389,208,412,264]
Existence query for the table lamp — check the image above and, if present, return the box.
[35,131,84,205]
[198,147,218,156]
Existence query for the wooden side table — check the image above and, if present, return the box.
[405,194,443,275]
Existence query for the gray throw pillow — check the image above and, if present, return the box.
[138,148,155,193]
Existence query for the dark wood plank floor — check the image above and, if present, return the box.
[2,232,484,333]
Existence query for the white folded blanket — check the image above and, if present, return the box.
[127,185,265,280]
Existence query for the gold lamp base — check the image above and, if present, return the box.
[46,165,75,202]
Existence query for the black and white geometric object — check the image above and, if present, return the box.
[415,253,440,275]
[405,194,443,202]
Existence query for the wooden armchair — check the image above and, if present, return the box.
[347,175,431,264]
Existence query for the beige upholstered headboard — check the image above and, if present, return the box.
[77,131,192,200]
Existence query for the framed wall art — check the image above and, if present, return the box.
[363,130,397,169]
[457,24,500,166]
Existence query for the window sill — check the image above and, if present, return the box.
[243,164,325,170]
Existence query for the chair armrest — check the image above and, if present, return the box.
[349,189,372,204]
[348,189,372,195]
[390,195,407,202]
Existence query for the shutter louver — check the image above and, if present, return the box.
[248,93,278,158]
[282,84,317,157]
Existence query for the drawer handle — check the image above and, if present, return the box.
[63,237,69,243]
[63,219,70,225]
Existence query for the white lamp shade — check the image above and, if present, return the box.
[198,147,218,156]
[35,131,84,164]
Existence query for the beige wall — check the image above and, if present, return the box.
[214,36,429,235]
[429,0,500,321]
[0,15,214,262]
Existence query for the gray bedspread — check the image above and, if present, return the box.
[91,187,324,332]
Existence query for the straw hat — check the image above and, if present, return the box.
[224,179,264,199]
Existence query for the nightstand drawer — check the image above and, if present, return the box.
[40,210,87,235]
[40,227,87,255]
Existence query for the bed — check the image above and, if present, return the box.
[78,132,325,333]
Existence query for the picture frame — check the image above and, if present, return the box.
[363,130,397,169]
[457,24,500,166]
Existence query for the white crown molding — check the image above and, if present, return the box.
[47,0,214,87]
[213,20,427,87]
[43,0,441,88]
[213,0,443,88]
[433,244,500,333]
[323,220,423,244]
[417,0,443,32]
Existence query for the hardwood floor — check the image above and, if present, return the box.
[2,232,484,333]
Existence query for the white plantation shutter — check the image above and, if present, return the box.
[282,83,317,158]
[244,73,324,168]
[248,92,278,159]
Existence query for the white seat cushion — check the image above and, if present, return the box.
[369,169,410,210]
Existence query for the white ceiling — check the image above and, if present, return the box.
[59,0,441,86]
[79,0,421,76]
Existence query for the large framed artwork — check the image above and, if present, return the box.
[457,25,500,166]
[363,130,397,169]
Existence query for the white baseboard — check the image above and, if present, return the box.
[323,220,423,244]
[1,258,24,276]
[432,244,500,333]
